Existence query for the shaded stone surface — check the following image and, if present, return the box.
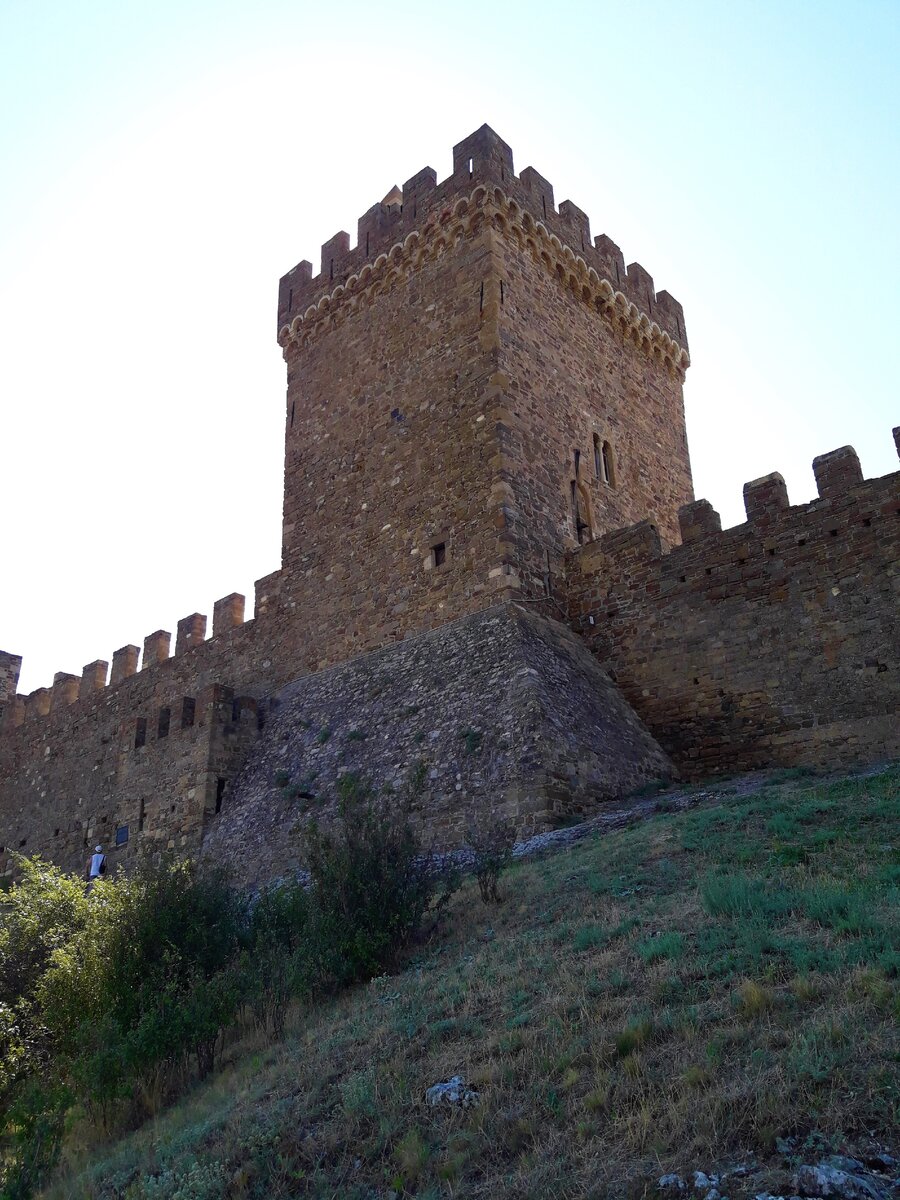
[200,604,671,888]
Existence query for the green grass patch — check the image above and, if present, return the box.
[37,764,900,1200]
[636,931,685,962]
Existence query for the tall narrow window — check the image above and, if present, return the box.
[180,697,195,728]
[601,441,615,487]
[134,718,147,749]
[571,480,593,545]
[157,707,170,739]
[593,434,602,479]
[571,481,586,544]
[215,778,226,815]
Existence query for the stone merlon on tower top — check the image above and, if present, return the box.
[276,124,689,354]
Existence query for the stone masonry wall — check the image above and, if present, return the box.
[0,654,22,719]
[275,216,509,671]
[0,660,260,878]
[277,125,689,357]
[271,124,692,675]
[10,127,894,884]
[563,438,900,777]
[491,220,693,600]
[200,604,671,890]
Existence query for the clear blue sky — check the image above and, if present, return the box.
[1,0,898,693]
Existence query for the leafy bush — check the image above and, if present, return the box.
[0,856,89,1027]
[465,811,515,904]
[0,857,252,1194]
[39,857,250,1096]
[244,881,309,1039]
[0,777,453,1196]
[299,773,454,992]
[0,1078,70,1200]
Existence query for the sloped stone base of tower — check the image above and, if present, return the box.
[201,604,672,889]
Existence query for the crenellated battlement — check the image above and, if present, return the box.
[0,578,272,877]
[276,125,689,366]
[567,430,899,584]
[0,583,264,739]
[563,429,900,776]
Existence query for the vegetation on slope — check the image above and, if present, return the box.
[30,765,899,1199]
[0,776,452,1198]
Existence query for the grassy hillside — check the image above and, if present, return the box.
[43,766,898,1199]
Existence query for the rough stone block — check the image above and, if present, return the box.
[110,645,139,685]
[743,472,789,523]
[51,673,79,710]
[213,594,245,636]
[812,445,863,498]
[678,500,722,543]
[143,630,171,667]
[175,615,206,656]
[80,660,108,697]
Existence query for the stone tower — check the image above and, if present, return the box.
[274,125,693,666]
[3,125,897,887]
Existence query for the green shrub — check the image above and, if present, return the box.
[466,811,515,904]
[299,773,454,992]
[30,858,252,1129]
[0,857,89,1013]
[458,727,483,755]
[244,881,310,1039]
[0,1078,70,1200]
[0,855,255,1193]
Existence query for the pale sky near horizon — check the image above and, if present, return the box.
[1,0,898,694]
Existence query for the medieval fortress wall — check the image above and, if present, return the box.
[565,437,900,776]
[1,126,897,882]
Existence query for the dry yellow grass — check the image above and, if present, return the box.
[42,766,899,1199]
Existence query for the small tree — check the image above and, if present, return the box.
[300,773,453,993]
[466,811,516,904]
[245,881,309,1040]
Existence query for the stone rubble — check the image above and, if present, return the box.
[424,1075,480,1108]
[658,1145,898,1200]
[794,1160,893,1200]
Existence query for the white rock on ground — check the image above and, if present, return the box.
[424,1076,479,1108]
